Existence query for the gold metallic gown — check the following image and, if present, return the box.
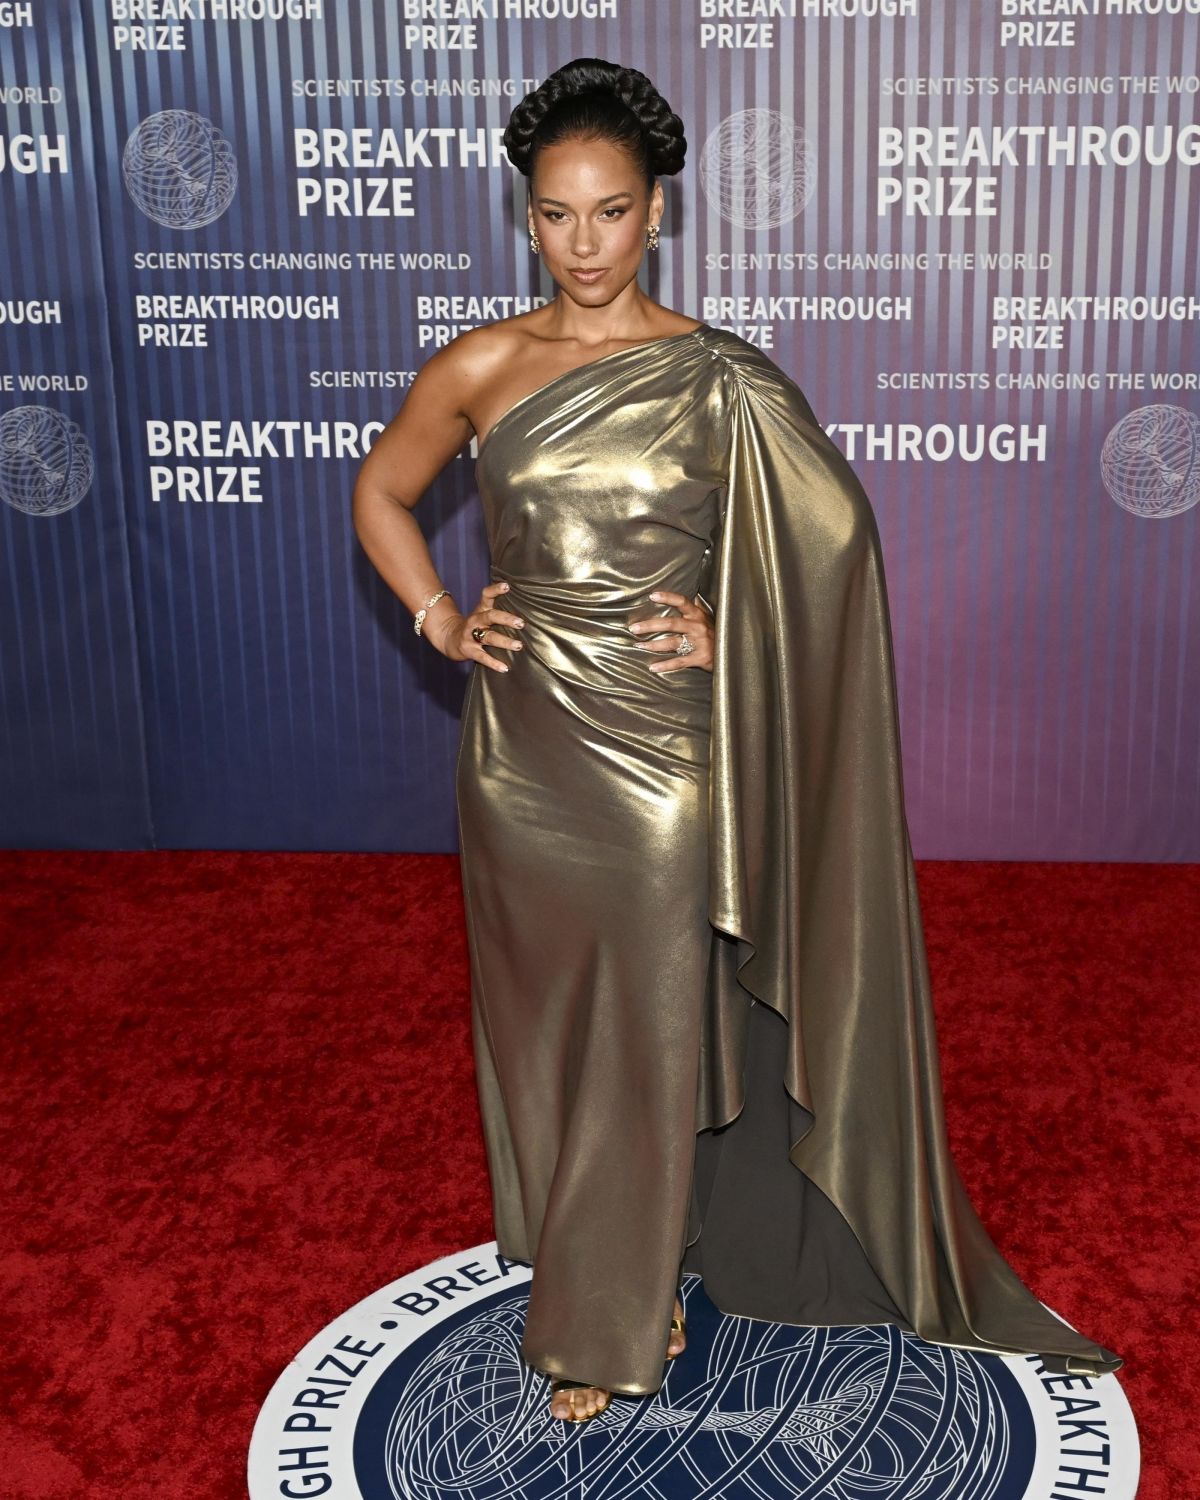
[455,321,1123,1396]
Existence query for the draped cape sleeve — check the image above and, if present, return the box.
[701,332,1122,1379]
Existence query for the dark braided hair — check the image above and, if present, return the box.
[502,58,686,188]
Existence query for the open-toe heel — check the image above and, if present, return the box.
[549,1378,610,1423]
[666,1284,687,1361]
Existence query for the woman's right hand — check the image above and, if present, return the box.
[429,581,526,671]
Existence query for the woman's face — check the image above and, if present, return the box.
[526,137,664,307]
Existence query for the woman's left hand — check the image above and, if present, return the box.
[629,589,715,674]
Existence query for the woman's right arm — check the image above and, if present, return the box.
[350,339,524,672]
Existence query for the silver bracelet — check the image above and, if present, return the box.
[414,588,449,636]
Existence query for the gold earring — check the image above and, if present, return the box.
[646,222,660,251]
[529,228,540,253]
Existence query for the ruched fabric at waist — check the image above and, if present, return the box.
[485,572,713,703]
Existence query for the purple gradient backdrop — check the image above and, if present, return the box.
[0,3,1196,856]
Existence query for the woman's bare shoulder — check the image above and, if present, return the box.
[440,306,703,374]
[419,309,706,437]
[417,317,538,410]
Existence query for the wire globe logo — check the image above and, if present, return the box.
[247,1242,1139,1500]
[698,110,817,228]
[122,109,239,229]
[0,405,95,516]
[1100,404,1200,518]
[387,1288,1019,1499]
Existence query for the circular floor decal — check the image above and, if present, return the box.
[248,1241,1139,1499]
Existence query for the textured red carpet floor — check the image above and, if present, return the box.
[0,850,1195,1497]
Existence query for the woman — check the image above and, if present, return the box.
[352,58,1123,1425]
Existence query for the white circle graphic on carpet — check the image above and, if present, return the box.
[248,1241,1139,1499]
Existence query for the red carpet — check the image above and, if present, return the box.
[0,850,1193,1496]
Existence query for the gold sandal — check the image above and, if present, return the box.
[548,1378,610,1423]
[666,1292,687,1361]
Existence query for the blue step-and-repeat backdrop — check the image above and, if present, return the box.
[1,2,1198,856]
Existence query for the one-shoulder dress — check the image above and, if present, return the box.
[455,321,1123,1397]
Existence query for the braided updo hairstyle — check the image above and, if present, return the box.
[502,58,686,188]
